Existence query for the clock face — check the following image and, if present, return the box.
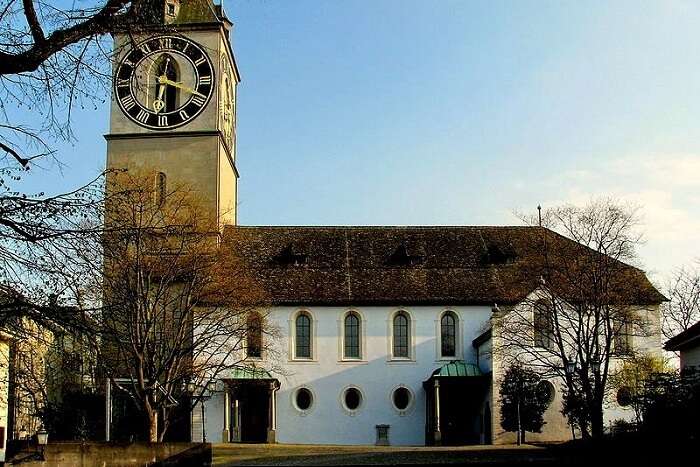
[114,35,215,130]
[219,54,235,150]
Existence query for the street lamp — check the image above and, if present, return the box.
[565,360,577,376]
[590,359,601,374]
[36,426,48,461]
[188,381,217,443]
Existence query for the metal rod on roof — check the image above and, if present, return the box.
[537,205,542,227]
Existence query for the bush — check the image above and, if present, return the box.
[38,390,105,441]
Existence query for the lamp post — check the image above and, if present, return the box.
[36,426,48,461]
[564,359,577,376]
[188,381,217,443]
[590,359,601,375]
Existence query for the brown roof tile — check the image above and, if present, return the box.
[222,226,665,307]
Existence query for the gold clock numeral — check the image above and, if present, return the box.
[122,58,134,67]
[200,75,211,85]
[159,38,172,49]
[139,43,151,54]
[121,95,136,111]
[158,115,169,127]
[194,56,206,66]
[179,110,190,120]
[136,109,150,123]
[117,79,129,88]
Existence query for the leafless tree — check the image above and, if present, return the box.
[663,261,700,340]
[0,0,160,333]
[87,171,276,442]
[497,199,659,438]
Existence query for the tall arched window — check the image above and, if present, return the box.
[534,300,555,350]
[246,312,262,358]
[155,172,166,207]
[393,311,410,358]
[344,312,360,359]
[295,312,311,359]
[440,311,457,358]
[151,54,179,113]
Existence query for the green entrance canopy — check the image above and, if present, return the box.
[230,367,274,380]
[430,361,483,378]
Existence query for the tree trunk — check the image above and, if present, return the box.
[590,403,605,438]
[148,409,158,442]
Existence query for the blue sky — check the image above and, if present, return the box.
[17,0,700,283]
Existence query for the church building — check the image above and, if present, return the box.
[105,1,666,446]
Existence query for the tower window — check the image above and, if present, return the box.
[155,172,166,207]
[152,54,179,113]
[166,3,176,16]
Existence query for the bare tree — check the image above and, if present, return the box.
[89,171,275,442]
[663,261,700,340]
[0,0,164,334]
[497,199,660,438]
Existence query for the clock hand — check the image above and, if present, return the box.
[153,80,167,113]
[158,76,206,98]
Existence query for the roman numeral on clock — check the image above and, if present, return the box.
[159,38,172,49]
[179,110,190,120]
[191,95,206,107]
[136,109,150,123]
[117,79,129,88]
[158,115,169,127]
[200,75,211,85]
[194,56,206,66]
[120,95,136,111]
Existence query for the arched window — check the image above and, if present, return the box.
[155,172,166,207]
[440,311,457,358]
[246,312,262,358]
[392,311,410,358]
[534,300,555,350]
[344,312,361,359]
[151,54,179,113]
[295,312,311,359]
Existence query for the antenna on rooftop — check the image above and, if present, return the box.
[537,204,542,227]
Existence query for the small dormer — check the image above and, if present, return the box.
[164,0,181,24]
[388,242,424,266]
[273,244,308,267]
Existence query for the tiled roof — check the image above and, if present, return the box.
[175,0,219,24]
[222,226,665,307]
[664,320,700,351]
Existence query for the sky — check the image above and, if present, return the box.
[16,0,700,285]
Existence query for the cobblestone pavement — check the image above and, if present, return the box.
[213,443,559,466]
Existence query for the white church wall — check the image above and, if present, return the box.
[235,305,492,446]
[491,295,664,444]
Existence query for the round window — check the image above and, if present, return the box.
[343,387,362,411]
[295,388,313,411]
[617,386,633,407]
[537,380,555,404]
[392,387,412,411]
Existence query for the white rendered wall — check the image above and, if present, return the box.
[681,345,700,369]
[226,305,492,446]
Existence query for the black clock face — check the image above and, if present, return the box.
[114,35,215,130]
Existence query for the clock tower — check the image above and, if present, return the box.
[105,0,239,226]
